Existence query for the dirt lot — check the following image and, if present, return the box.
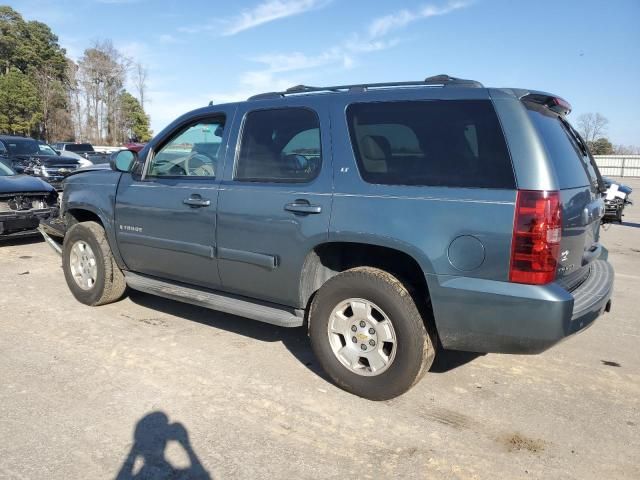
[1,179,639,479]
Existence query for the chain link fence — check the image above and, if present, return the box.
[594,155,640,177]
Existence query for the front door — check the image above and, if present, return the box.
[217,103,333,307]
[115,114,229,289]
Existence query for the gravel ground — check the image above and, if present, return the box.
[0,178,638,479]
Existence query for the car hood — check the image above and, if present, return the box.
[0,174,55,194]
[11,154,80,165]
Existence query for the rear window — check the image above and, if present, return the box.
[525,103,590,189]
[4,139,39,155]
[65,143,93,152]
[346,100,515,188]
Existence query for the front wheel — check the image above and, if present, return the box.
[309,267,435,400]
[62,221,126,306]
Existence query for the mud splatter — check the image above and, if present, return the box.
[501,433,546,453]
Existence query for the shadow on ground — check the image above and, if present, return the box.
[0,234,43,247]
[116,411,211,480]
[621,221,640,229]
[128,290,324,378]
[128,290,481,381]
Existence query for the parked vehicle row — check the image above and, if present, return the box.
[37,75,615,400]
[51,142,112,165]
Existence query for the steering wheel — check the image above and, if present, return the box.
[185,152,215,176]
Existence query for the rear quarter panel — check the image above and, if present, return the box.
[327,90,517,282]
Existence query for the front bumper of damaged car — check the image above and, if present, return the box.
[0,207,58,237]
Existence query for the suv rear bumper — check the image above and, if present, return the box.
[430,259,614,354]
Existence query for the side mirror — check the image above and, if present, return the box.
[56,150,61,156]
[110,149,137,173]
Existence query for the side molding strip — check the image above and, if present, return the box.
[218,247,278,270]
[124,271,302,328]
[118,232,214,259]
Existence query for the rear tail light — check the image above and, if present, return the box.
[510,190,562,285]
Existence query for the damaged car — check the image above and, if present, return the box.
[0,135,82,190]
[0,159,58,238]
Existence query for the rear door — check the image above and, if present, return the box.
[525,102,604,285]
[216,102,333,307]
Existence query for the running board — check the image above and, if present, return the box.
[123,271,304,328]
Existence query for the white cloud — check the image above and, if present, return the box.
[179,0,330,36]
[368,0,471,38]
[223,0,330,36]
[158,34,178,44]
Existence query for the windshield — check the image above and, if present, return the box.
[0,161,15,176]
[38,144,58,156]
[4,138,39,155]
[65,143,93,152]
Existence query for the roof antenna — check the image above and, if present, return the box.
[208,100,213,106]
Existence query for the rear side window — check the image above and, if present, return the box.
[235,108,321,183]
[525,103,590,189]
[64,143,93,152]
[346,100,514,188]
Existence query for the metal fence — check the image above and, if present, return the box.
[594,155,640,177]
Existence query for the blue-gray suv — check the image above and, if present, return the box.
[48,75,614,400]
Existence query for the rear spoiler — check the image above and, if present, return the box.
[519,91,572,116]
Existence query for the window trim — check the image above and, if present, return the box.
[232,106,323,184]
[142,114,226,181]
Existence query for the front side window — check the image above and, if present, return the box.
[38,144,58,156]
[235,108,321,183]
[0,160,14,176]
[147,119,225,177]
[346,100,515,188]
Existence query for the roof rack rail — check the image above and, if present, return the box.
[247,74,483,100]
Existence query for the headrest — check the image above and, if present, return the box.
[360,135,390,161]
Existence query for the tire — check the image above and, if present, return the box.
[62,221,126,306]
[309,267,435,400]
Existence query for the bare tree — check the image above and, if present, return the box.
[77,40,131,144]
[33,64,60,141]
[613,144,640,155]
[576,113,609,143]
[133,62,148,109]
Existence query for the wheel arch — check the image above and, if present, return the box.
[64,203,126,270]
[299,239,436,337]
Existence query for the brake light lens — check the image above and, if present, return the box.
[510,190,562,285]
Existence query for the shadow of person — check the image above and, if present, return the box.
[116,411,211,480]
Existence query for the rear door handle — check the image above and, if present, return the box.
[183,195,211,208]
[284,200,322,214]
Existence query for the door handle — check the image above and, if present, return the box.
[284,200,322,214]
[183,195,211,208]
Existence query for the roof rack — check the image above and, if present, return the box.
[247,74,483,100]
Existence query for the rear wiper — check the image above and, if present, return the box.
[559,117,607,194]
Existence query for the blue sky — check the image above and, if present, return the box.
[10,0,640,145]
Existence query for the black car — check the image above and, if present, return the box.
[0,159,58,238]
[0,135,82,190]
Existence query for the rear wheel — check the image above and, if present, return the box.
[62,221,126,306]
[309,267,435,400]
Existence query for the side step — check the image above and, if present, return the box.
[124,271,304,328]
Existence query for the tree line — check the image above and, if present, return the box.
[576,113,637,156]
[0,6,152,144]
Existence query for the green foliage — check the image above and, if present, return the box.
[0,68,40,134]
[120,91,152,142]
[0,6,67,79]
[588,137,614,156]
